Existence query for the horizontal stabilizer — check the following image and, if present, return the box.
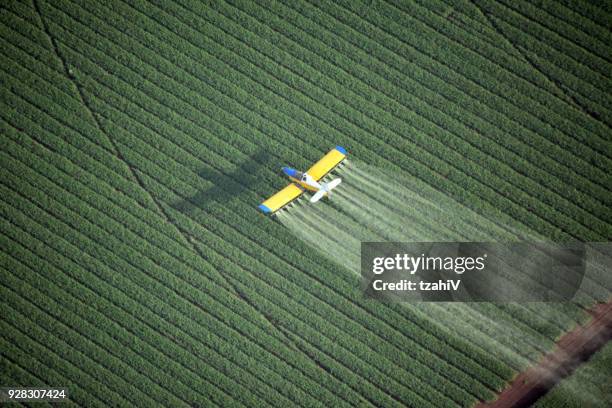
[326,178,342,190]
[310,178,342,203]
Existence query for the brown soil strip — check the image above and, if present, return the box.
[476,301,612,408]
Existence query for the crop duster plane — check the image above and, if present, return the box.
[258,146,347,214]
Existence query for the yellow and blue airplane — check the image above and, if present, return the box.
[258,146,347,214]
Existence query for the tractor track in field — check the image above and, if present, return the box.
[33,0,310,377]
[476,300,612,408]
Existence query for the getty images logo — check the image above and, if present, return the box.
[371,253,487,275]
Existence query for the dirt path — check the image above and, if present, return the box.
[476,301,612,408]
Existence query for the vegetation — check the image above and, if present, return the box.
[1,0,610,406]
[534,342,612,408]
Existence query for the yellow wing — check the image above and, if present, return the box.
[259,183,303,214]
[307,146,347,181]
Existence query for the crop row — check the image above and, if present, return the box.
[219,0,611,221]
[1,103,476,406]
[43,0,608,242]
[2,62,498,396]
[411,0,612,114]
[101,105,554,382]
[16,59,520,400]
[14,0,608,249]
[0,319,79,408]
[495,0,612,68]
[0,10,137,180]
[0,235,303,408]
[0,334,99,407]
[0,44,197,256]
[534,341,612,407]
[7,0,524,380]
[326,177,593,333]
[0,201,266,403]
[0,271,197,407]
[403,0,569,98]
[219,0,610,218]
[480,0,610,86]
[392,0,612,128]
[0,111,399,408]
[1,59,516,404]
[50,0,604,214]
[0,151,420,408]
[0,299,137,407]
[118,0,608,236]
[2,1,606,405]
[0,26,159,214]
[304,187,580,351]
[485,15,611,123]
[417,0,612,99]
[319,0,611,156]
[0,107,356,402]
[2,11,592,386]
[3,4,588,372]
[551,0,612,44]
[88,93,522,380]
[0,143,352,407]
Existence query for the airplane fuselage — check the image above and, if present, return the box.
[282,167,321,192]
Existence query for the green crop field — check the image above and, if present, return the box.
[534,342,612,408]
[0,0,610,406]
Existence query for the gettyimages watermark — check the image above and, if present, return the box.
[361,242,611,302]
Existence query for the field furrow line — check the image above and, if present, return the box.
[32,1,285,334]
[16,0,608,245]
[468,0,612,126]
[3,90,450,404]
[33,0,167,201]
[114,146,490,403]
[387,0,610,119]
[0,247,296,408]
[91,95,522,383]
[0,303,143,407]
[498,0,612,63]
[482,14,612,120]
[90,95,521,382]
[0,49,592,384]
[130,155,539,384]
[0,273,200,407]
[329,0,612,155]
[0,4,165,211]
[0,182,406,408]
[218,0,612,222]
[0,109,368,407]
[0,174,347,408]
[536,0,612,44]
[82,77,592,360]
[40,4,604,241]
[119,0,612,186]
[486,0,612,81]
[0,337,103,407]
[2,0,610,406]
[403,0,569,100]
[0,230,329,408]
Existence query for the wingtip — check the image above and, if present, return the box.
[335,145,347,155]
[258,204,272,214]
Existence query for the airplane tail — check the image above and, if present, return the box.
[310,178,342,203]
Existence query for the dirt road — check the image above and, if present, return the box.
[476,301,612,408]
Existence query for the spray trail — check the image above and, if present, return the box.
[276,161,610,370]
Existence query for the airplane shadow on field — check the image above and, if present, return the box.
[171,149,272,217]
